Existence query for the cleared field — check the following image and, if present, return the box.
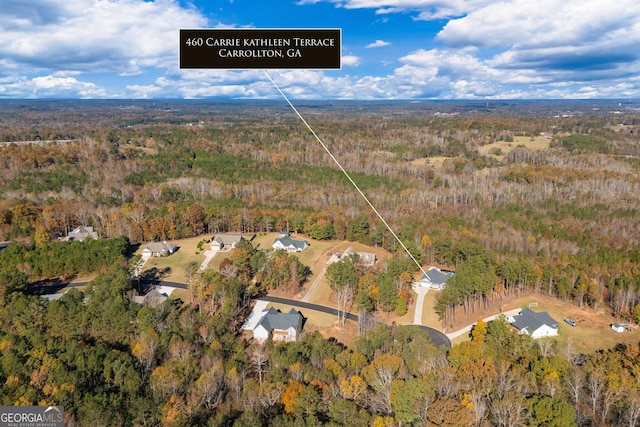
[477,135,552,159]
[411,134,553,166]
[514,295,640,355]
[446,293,640,354]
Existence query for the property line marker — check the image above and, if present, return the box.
[263,70,428,279]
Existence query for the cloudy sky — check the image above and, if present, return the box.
[1,0,639,99]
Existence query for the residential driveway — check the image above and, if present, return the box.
[302,252,340,302]
[412,283,429,325]
[134,252,151,277]
[445,308,521,340]
[242,300,269,330]
[198,248,219,272]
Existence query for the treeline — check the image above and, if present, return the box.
[1,104,640,349]
[0,237,130,290]
[4,266,640,426]
[431,236,640,326]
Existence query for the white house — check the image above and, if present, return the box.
[272,234,309,252]
[611,323,627,333]
[252,307,304,343]
[419,267,452,290]
[507,308,558,339]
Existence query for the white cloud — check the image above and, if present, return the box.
[0,0,208,75]
[366,40,391,48]
[438,0,640,48]
[342,55,361,67]
[0,74,108,98]
[303,0,494,19]
[2,0,640,99]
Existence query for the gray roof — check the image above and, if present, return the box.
[68,226,98,241]
[512,308,558,332]
[343,247,377,265]
[212,234,243,245]
[144,241,177,254]
[421,268,450,286]
[273,235,309,251]
[257,307,304,332]
[132,289,168,307]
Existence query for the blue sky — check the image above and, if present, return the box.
[1,0,639,99]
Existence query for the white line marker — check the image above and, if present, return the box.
[263,70,428,278]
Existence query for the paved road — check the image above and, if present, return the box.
[410,325,451,349]
[261,295,358,321]
[36,279,451,348]
[445,308,521,340]
[413,284,429,325]
[261,296,450,348]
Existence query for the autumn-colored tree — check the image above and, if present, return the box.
[281,380,304,414]
[131,327,159,372]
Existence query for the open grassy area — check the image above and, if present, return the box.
[411,134,553,167]
[267,301,358,345]
[445,293,640,354]
[513,295,640,355]
[477,135,552,159]
[421,290,444,329]
[140,236,207,283]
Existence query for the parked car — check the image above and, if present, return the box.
[564,318,577,327]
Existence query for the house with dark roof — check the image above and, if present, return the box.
[419,266,452,290]
[507,308,558,338]
[67,226,98,242]
[210,234,244,251]
[272,233,309,252]
[142,241,178,257]
[253,307,305,343]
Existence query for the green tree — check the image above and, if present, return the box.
[309,222,336,240]
[0,268,28,295]
[390,377,434,425]
[326,256,359,325]
[377,274,398,313]
[347,214,370,244]
[527,395,576,427]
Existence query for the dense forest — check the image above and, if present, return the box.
[1,99,640,425]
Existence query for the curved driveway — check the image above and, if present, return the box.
[261,296,450,348]
[42,279,451,349]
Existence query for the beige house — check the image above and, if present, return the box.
[142,241,178,257]
[210,234,244,251]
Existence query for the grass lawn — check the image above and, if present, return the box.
[140,236,207,283]
[447,293,640,354]
[169,288,193,303]
[421,290,444,329]
[267,301,358,345]
[514,295,640,355]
